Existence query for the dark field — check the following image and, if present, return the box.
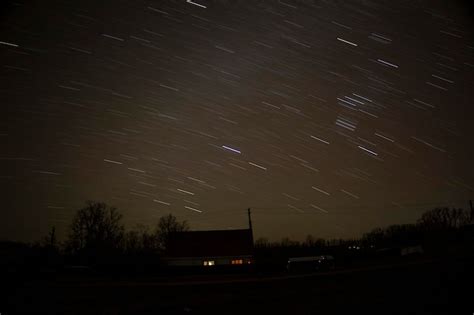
[3,256,473,315]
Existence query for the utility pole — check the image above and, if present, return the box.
[247,207,252,231]
[49,226,56,248]
[248,208,254,246]
[470,200,473,223]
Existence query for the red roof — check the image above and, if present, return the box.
[166,229,254,257]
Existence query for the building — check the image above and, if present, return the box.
[164,209,254,268]
[165,229,254,267]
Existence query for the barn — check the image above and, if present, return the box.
[164,228,254,268]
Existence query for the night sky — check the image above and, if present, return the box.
[1,0,474,242]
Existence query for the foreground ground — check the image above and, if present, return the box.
[3,255,473,314]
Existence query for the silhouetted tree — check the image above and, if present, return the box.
[362,227,385,246]
[302,235,326,248]
[124,224,159,254]
[304,234,315,247]
[417,207,469,230]
[35,226,62,268]
[279,237,300,247]
[155,213,189,250]
[124,230,141,253]
[66,201,124,255]
[254,237,269,248]
[362,224,423,248]
[314,238,327,248]
[42,226,58,249]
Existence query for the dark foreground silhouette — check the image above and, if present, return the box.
[1,201,474,314]
[3,255,473,314]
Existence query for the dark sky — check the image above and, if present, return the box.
[1,0,473,242]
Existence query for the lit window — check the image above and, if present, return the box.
[231,259,243,265]
[203,260,215,266]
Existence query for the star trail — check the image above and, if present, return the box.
[1,0,473,242]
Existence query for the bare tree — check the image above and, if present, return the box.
[124,230,140,253]
[417,207,469,230]
[42,226,58,249]
[124,224,159,254]
[155,213,189,250]
[279,237,300,247]
[67,201,124,254]
[304,234,315,247]
[254,237,269,248]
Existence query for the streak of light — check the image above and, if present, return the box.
[185,206,202,213]
[337,37,358,47]
[177,188,195,195]
[312,186,330,195]
[310,204,329,213]
[222,145,241,154]
[248,161,267,170]
[358,145,378,156]
[186,0,207,8]
[104,159,123,165]
[154,200,171,206]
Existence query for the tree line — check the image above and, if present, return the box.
[60,201,189,266]
[254,205,474,248]
[2,201,473,272]
[252,205,474,270]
